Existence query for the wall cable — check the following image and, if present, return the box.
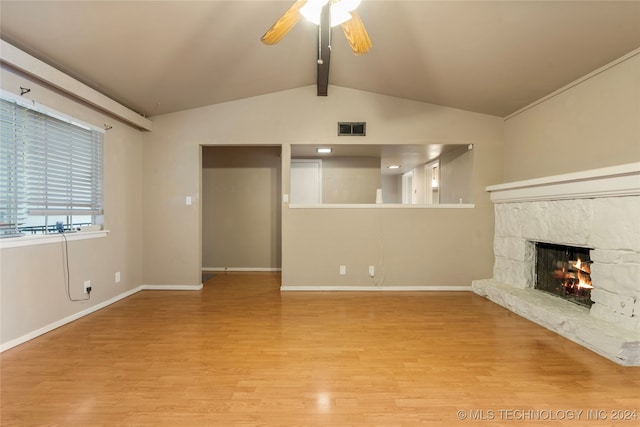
[61,232,90,302]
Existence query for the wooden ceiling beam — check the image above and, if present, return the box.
[316,4,331,96]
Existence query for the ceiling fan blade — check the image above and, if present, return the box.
[341,10,372,55]
[261,0,307,45]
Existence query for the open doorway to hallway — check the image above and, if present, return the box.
[201,146,282,281]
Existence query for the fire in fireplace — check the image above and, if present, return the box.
[534,242,593,307]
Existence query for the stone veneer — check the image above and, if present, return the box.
[472,163,640,366]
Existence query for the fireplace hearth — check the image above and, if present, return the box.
[535,242,593,308]
[472,163,640,366]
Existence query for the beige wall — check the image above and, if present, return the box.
[202,146,281,269]
[0,65,143,346]
[440,146,474,204]
[503,52,640,181]
[290,155,380,204]
[320,156,380,204]
[142,85,504,288]
[381,174,401,204]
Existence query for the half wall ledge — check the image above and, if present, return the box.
[472,279,640,366]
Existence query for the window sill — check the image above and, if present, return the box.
[0,230,109,249]
[288,203,475,209]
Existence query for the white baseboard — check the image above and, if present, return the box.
[202,268,282,272]
[141,284,204,291]
[280,285,472,292]
[0,286,143,353]
[1,283,202,353]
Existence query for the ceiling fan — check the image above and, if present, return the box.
[261,0,372,55]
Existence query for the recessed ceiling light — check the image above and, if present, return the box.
[387,165,401,169]
[316,148,332,154]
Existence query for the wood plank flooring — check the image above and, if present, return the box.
[2,272,639,426]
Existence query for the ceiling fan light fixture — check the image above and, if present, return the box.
[262,0,370,55]
[301,0,354,27]
[329,2,352,27]
[300,0,328,25]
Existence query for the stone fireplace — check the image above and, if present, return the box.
[472,163,640,366]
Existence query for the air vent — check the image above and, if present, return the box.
[338,122,366,136]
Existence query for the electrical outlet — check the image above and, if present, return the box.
[339,265,346,275]
[115,272,121,283]
[369,266,375,277]
[83,280,91,294]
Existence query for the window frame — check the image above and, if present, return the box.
[0,90,105,238]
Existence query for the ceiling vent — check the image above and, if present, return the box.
[338,122,366,136]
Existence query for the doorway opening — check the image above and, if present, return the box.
[201,146,282,276]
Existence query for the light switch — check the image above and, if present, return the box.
[186,196,192,205]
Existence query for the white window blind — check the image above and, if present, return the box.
[0,94,104,237]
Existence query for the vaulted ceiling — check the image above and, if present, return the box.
[1,1,639,118]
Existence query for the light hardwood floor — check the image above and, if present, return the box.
[2,272,639,426]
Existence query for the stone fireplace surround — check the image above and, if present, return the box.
[472,163,640,366]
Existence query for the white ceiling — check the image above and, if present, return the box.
[1,1,639,118]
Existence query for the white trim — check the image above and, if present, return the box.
[486,163,640,203]
[289,203,475,209]
[0,286,142,353]
[505,48,640,120]
[0,40,152,131]
[141,284,204,291]
[280,285,472,291]
[0,283,203,353]
[202,267,282,272]
[0,230,109,249]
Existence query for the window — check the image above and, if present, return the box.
[0,92,104,237]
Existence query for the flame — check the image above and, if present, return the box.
[576,275,593,289]
[576,271,593,289]
[570,258,593,289]
[574,258,590,274]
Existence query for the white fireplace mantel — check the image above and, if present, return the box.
[487,162,640,203]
